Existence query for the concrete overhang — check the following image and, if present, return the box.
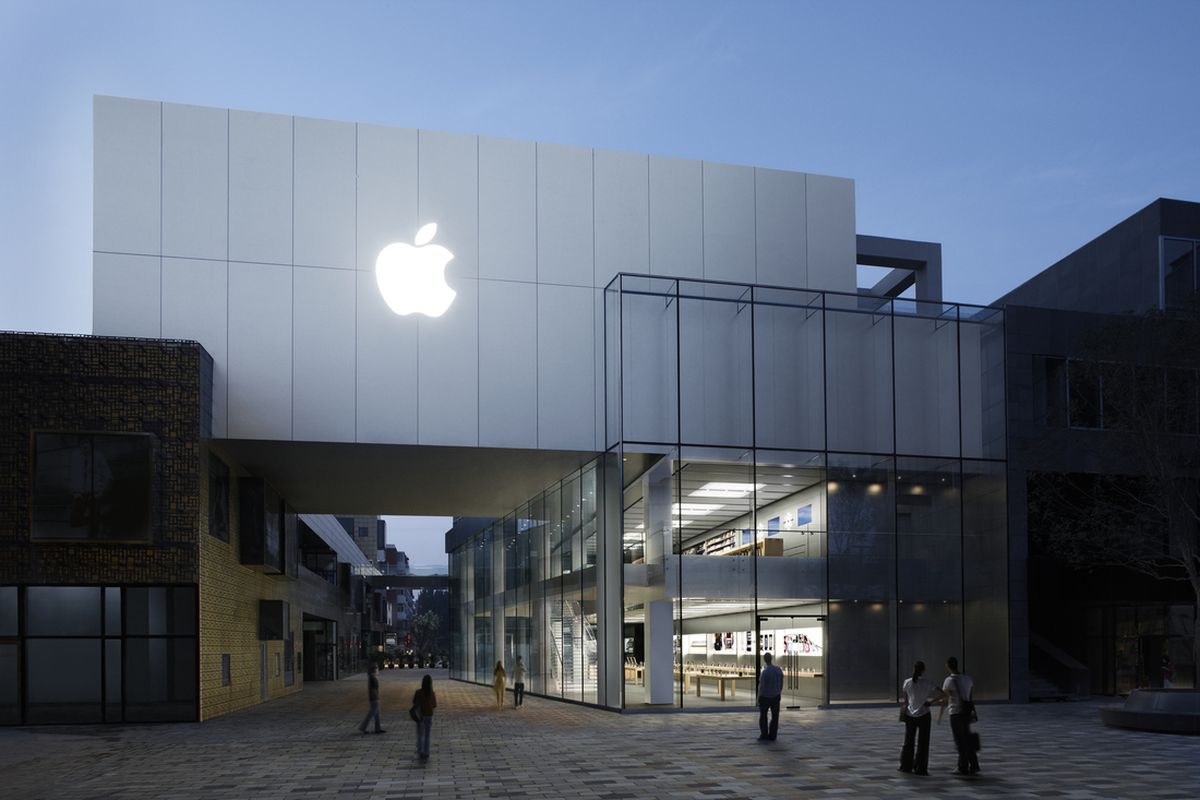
[216,439,597,516]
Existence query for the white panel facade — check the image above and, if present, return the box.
[418,278,478,446]
[537,143,593,287]
[95,98,859,451]
[162,103,227,260]
[648,156,703,279]
[357,123,418,272]
[294,117,356,269]
[538,284,595,449]
[293,267,356,442]
[229,110,292,265]
[419,130,478,281]
[94,96,160,255]
[478,280,537,447]
[479,136,536,282]
[754,168,807,288]
[702,162,756,283]
[227,262,292,440]
[93,253,160,338]
[594,149,649,287]
[805,174,856,294]
[355,269,418,444]
[161,258,228,436]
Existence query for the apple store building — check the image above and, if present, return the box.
[89,96,1010,712]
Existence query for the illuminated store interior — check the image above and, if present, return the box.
[449,275,1009,709]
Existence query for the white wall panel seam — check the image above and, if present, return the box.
[700,161,706,277]
[226,108,230,437]
[592,148,597,447]
[416,129,421,442]
[752,168,758,284]
[159,102,163,336]
[354,122,359,442]
[291,115,296,441]
[534,141,539,447]
[477,134,481,446]
[803,174,808,288]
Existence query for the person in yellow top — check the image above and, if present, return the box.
[492,660,506,709]
[412,674,437,760]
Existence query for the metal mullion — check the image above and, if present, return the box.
[674,278,683,709]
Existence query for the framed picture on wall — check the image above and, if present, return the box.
[796,504,813,526]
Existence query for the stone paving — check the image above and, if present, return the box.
[2,670,1198,799]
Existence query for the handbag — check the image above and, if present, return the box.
[954,676,978,723]
[409,699,423,723]
[898,703,908,723]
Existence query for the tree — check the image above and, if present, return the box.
[415,589,450,655]
[411,610,442,659]
[1027,306,1200,686]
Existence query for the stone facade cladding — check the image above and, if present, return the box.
[199,442,304,720]
[0,332,210,585]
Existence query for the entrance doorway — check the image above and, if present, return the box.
[757,614,825,708]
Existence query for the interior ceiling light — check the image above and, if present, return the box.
[689,482,764,499]
[672,502,724,516]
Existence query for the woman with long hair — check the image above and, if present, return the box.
[492,660,506,710]
[898,660,944,775]
[413,673,437,760]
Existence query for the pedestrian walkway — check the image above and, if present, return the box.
[2,670,1197,799]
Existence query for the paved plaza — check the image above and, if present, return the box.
[2,671,1198,799]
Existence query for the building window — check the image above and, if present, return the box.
[31,432,153,541]
[208,454,231,542]
[221,654,232,686]
[1067,361,1102,429]
[5,585,198,726]
[1163,237,1197,310]
[1033,356,1068,428]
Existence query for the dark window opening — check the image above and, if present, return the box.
[32,432,153,541]
[208,453,231,542]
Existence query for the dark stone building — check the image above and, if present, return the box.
[1000,199,1200,699]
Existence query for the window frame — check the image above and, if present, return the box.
[29,430,155,543]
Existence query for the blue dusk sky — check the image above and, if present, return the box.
[2,0,1197,562]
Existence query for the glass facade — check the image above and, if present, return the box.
[0,585,198,724]
[451,275,1007,709]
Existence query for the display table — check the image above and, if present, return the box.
[624,661,645,685]
[690,673,755,700]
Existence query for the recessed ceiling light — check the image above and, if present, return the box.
[690,482,764,499]
[673,502,724,516]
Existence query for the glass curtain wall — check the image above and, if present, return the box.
[451,274,1007,709]
[607,275,1008,708]
[448,458,618,708]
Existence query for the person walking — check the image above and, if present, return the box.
[757,652,784,741]
[492,660,506,710]
[512,656,527,708]
[942,657,980,776]
[898,661,944,775]
[358,663,385,734]
[413,673,437,760]
[1161,655,1176,688]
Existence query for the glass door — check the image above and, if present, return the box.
[757,614,825,708]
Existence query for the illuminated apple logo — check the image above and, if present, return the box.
[375,223,456,317]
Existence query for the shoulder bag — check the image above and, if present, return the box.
[954,676,978,723]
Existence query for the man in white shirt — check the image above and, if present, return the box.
[942,656,979,776]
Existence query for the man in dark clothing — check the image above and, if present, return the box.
[757,652,784,741]
[358,663,385,734]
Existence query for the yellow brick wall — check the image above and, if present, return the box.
[199,442,303,720]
